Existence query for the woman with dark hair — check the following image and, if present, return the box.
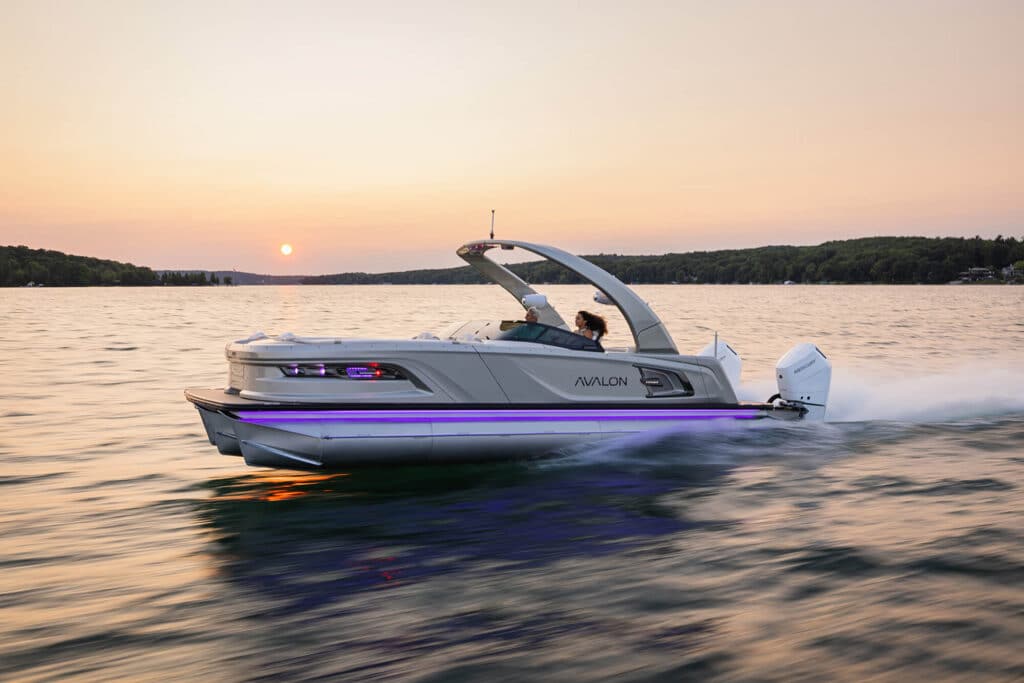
[574,310,608,343]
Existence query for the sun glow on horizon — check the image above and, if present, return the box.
[280,243,293,256]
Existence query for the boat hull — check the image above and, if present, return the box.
[188,388,797,470]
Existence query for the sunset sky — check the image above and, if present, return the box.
[1,0,1021,274]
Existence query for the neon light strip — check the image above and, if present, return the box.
[236,408,762,423]
[322,430,608,441]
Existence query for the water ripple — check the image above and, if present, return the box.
[0,286,1022,681]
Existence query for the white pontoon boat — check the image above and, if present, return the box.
[186,240,831,469]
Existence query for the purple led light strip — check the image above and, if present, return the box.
[236,408,762,424]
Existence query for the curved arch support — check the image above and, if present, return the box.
[457,240,678,354]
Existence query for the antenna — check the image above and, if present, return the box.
[490,209,495,240]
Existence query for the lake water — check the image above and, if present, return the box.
[2,284,1023,681]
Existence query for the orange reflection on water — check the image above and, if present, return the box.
[215,472,349,502]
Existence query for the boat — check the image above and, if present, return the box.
[185,239,832,470]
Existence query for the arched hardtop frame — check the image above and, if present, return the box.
[457,239,678,354]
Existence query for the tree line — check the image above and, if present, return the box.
[305,235,1024,286]
[157,271,232,286]
[0,246,239,287]
[4,235,1022,287]
[0,245,159,286]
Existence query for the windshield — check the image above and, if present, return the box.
[496,322,603,352]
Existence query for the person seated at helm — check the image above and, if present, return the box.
[500,307,540,332]
[575,310,608,343]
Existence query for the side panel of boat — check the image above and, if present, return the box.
[474,344,738,405]
[231,341,510,404]
[478,346,646,402]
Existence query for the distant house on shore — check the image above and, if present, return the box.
[957,267,995,282]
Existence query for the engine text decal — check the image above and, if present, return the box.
[794,359,816,374]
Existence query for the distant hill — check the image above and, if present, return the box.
[4,235,1022,286]
[0,245,314,287]
[304,235,1024,285]
[1,245,158,286]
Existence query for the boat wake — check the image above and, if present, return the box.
[824,364,1024,423]
[735,363,1024,423]
[553,419,851,469]
[557,362,1024,468]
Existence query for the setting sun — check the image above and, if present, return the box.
[280,243,293,256]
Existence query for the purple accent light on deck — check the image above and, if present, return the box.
[235,408,763,424]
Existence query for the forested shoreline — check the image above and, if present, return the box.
[306,236,1024,285]
[3,236,1022,287]
[0,246,243,287]
[0,246,159,286]
[0,246,244,287]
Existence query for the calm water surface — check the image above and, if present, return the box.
[2,285,1023,681]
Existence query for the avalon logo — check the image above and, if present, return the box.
[575,376,629,387]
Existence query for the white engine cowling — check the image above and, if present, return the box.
[697,338,742,391]
[776,343,831,420]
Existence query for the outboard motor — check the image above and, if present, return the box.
[775,343,832,420]
[698,338,743,391]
